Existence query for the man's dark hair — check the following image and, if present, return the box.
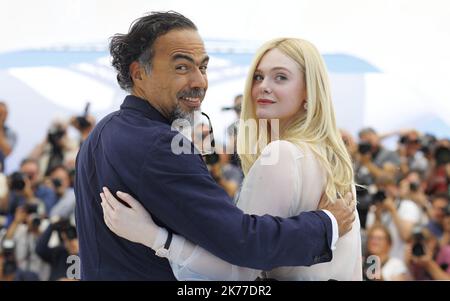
[431,192,450,204]
[358,127,377,138]
[109,11,197,91]
[48,164,69,176]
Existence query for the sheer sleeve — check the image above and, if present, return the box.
[164,141,302,280]
[166,234,261,281]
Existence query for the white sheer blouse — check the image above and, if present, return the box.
[164,140,362,280]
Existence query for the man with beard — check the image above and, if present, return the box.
[74,11,355,280]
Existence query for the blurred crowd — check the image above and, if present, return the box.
[0,101,94,281]
[0,95,449,281]
[341,126,450,280]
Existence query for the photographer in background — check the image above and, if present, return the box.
[223,94,243,169]
[6,159,57,216]
[29,120,79,178]
[418,203,450,279]
[205,153,240,199]
[426,139,450,195]
[426,193,450,239]
[399,171,432,218]
[356,127,401,183]
[355,128,401,229]
[45,165,76,220]
[193,122,240,199]
[398,130,429,177]
[404,224,449,280]
[341,129,374,230]
[409,204,450,280]
[69,102,96,146]
[0,102,17,172]
[364,224,409,281]
[3,204,50,280]
[36,217,79,281]
[0,171,10,227]
[0,239,39,281]
[366,174,426,261]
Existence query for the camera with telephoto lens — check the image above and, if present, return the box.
[358,142,372,155]
[52,218,77,240]
[47,125,66,147]
[27,213,41,230]
[64,225,78,240]
[399,135,408,144]
[23,203,38,215]
[204,153,220,165]
[9,171,27,191]
[75,102,91,130]
[434,145,450,166]
[370,189,386,205]
[411,225,426,257]
[51,178,63,189]
[409,181,420,192]
[1,239,17,276]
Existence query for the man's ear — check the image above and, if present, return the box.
[129,61,143,81]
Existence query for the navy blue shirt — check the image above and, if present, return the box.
[75,95,333,280]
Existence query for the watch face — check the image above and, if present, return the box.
[155,248,169,258]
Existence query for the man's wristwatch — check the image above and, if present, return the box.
[155,231,173,258]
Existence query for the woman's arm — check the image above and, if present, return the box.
[100,188,260,280]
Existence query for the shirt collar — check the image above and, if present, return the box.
[120,95,170,124]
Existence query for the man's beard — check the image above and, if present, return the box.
[170,104,200,127]
[170,87,206,136]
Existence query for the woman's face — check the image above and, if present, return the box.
[251,48,306,126]
[367,228,390,256]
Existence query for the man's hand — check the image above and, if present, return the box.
[70,115,95,135]
[410,191,429,209]
[13,206,27,224]
[360,153,372,165]
[382,197,397,213]
[318,192,356,237]
[22,177,35,200]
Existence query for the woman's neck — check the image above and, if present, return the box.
[265,118,293,142]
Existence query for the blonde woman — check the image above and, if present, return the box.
[100,38,362,280]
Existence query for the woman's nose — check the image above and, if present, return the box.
[260,79,272,94]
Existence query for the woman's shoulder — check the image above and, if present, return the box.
[261,140,310,159]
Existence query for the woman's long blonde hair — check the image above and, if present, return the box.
[237,38,355,203]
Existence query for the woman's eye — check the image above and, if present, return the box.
[253,74,263,81]
[275,74,288,81]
